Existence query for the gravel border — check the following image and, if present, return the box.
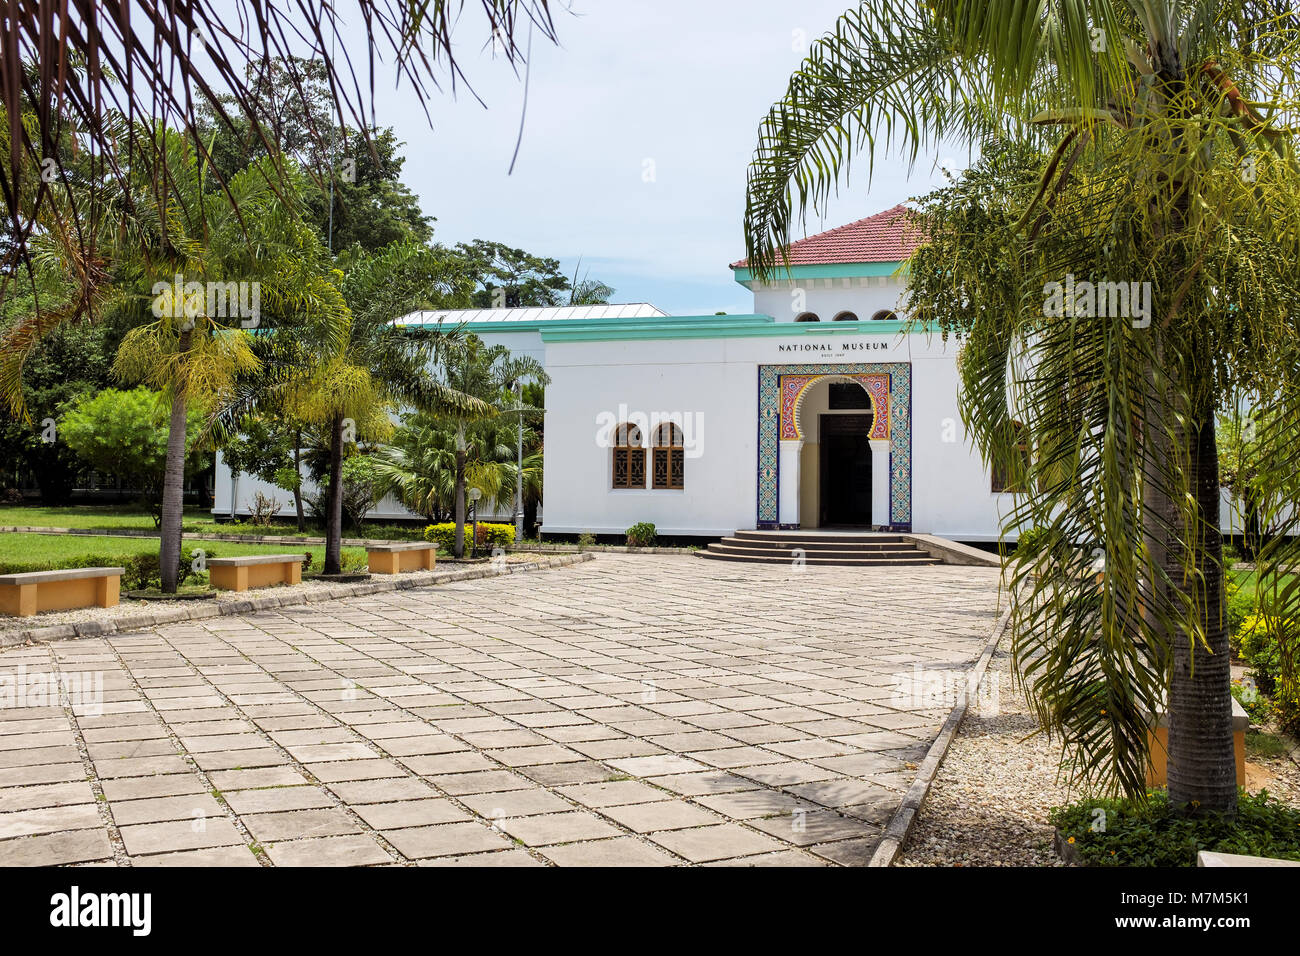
[0,552,594,647]
[895,638,1300,867]
[868,607,1012,867]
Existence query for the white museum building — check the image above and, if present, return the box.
[212,205,1245,544]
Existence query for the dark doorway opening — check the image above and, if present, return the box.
[819,414,873,526]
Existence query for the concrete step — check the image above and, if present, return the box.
[733,530,908,546]
[705,542,931,560]
[694,549,941,567]
[696,529,942,566]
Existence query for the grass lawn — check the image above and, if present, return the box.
[0,503,427,541]
[1228,566,1297,602]
[0,532,367,576]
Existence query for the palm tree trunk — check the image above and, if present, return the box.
[1167,411,1236,814]
[1142,330,1237,816]
[158,330,192,594]
[293,434,306,532]
[324,414,344,575]
[454,422,467,559]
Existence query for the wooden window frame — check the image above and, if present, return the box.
[612,423,645,489]
[652,422,685,490]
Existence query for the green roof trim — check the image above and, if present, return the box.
[397,312,911,343]
[539,314,909,342]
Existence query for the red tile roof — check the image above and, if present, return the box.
[731,204,924,268]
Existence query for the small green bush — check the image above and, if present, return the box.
[1016,525,1051,553]
[1050,789,1300,866]
[122,548,215,591]
[423,522,516,552]
[625,522,657,548]
[1232,678,1274,725]
[577,531,596,550]
[1238,613,1284,696]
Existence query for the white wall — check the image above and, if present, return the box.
[541,337,757,536]
[750,276,907,323]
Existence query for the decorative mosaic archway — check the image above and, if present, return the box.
[757,363,912,530]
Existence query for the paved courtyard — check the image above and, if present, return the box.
[0,553,1001,866]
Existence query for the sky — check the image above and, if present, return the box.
[357,1,955,316]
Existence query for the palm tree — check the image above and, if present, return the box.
[285,241,489,574]
[434,335,547,558]
[743,2,1300,815]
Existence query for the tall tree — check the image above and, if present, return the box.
[744,2,1300,815]
[283,241,487,573]
[457,240,570,308]
[196,63,434,254]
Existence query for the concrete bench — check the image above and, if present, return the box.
[0,567,123,617]
[1145,697,1249,787]
[366,542,437,575]
[208,554,304,592]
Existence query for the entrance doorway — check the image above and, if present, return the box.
[819,414,872,526]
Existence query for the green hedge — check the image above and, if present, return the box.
[422,522,516,552]
[0,553,125,576]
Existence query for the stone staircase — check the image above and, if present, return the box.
[695,530,945,567]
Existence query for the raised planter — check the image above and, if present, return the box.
[0,567,123,617]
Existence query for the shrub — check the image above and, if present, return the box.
[1016,525,1050,553]
[625,522,657,548]
[247,492,282,527]
[423,522,515,553]
[1232,677,1274,725]
[122,547,215,591]
[1233,613,1300,735]
[577,531,596,550]
[1050,789,1300,866]
[1238,613,1284,696]
[478,523,516,548]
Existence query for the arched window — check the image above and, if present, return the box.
[794,312,820,322]
[870,310,899,322]
[612,423,645,489]
[652,422,685,490]
[832,311,859,322]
